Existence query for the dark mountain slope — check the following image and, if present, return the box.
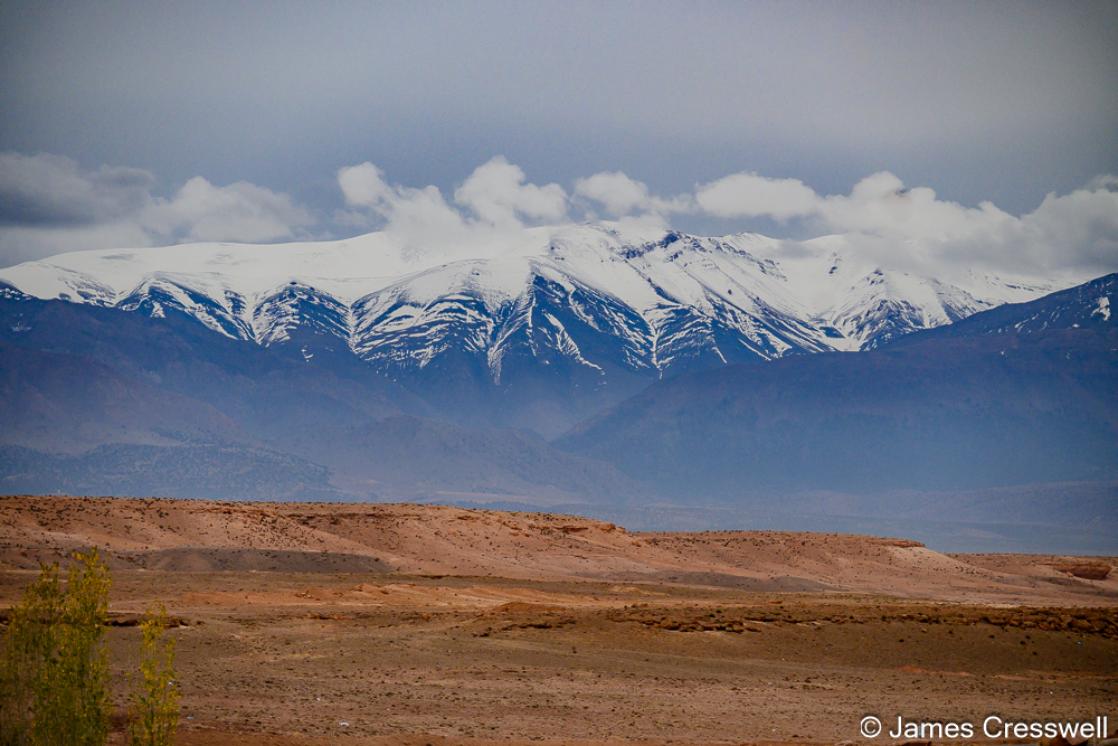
[558,274,1118,496]
[0,342,240,451]
[0,290,642,503]
[888,272,1116,342]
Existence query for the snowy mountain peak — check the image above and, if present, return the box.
[0,224,1065,386]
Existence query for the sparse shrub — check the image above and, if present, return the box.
[127,603,179,746]
[0,563,63,745]
[0,549,112,746]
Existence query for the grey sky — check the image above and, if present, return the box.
[1,0,1116,269]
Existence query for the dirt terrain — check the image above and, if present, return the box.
[1,495,1115,744]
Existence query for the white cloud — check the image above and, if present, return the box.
[574,172,652,216]
[694,172,819,220]
[337,161,469,249]
[337,161,395,209]
[806,173,1118,276]
[0,152,314,265]
[3,151,1115,281]
[599,212,673,240]
[813,172,1010,243]
[333,160,1118,278]
[688,168,1118,277]
[341,157,570,233]
[0,151,154,226]
[453,156,567,227]
[144,176,313,243]
[574,171,693,218]
[948,179,1118,273]
[338,157,568,254]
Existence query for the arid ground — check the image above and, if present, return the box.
[1,496,1115,745]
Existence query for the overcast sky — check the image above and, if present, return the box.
[1,0,1116,275]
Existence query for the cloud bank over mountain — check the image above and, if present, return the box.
[0,152,315,264]
[1,151,1115,282]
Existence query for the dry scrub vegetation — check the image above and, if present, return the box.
[0,497,1115,744]
[0,550,178,746]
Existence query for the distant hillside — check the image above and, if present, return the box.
[559,274,1118,496]
[0,291,641,505]
[0,225,1056,435]
[2,257,1115,550]
[1,495,1114,605]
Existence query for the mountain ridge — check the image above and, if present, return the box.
[558,272,1118,493]
[0,226,1059,361]
[2,268,1115,549]
[0,224,1064,433]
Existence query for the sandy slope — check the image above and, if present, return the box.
[2,495,1117,744]
[2,569,1115,744]
[1,495,1114,605]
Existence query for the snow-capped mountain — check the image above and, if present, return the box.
[0,225,1060,385]
[3,228,1112,527]
[559,273,1118,499]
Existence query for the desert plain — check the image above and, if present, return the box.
[0,495,1115,745]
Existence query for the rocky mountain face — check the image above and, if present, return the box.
[3,230,1113,550]
[0,225,1054,433]
[559,273,1118,496]
[0,286,642,504]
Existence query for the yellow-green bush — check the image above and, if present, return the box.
[0,563,62,745]
[1,550,112,746]
[127,603,179,746]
